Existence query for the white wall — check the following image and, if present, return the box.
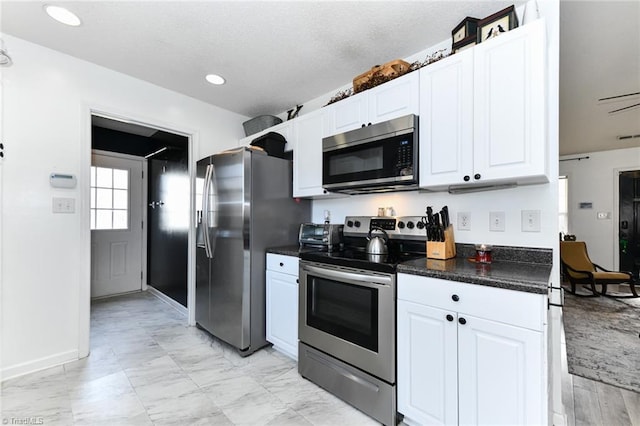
[312,185,557,248]
[560,147,640,270]
[0,34,248,380]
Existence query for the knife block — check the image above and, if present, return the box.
[426,226,456,260]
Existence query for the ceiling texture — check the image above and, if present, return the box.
[1,1,639,156]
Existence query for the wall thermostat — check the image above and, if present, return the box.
[50,173,77,189]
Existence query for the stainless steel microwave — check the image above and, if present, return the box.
[322,114,418,195]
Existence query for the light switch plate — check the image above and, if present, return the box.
[521,210,541,232]
[489,211,505,232]
[52,197,75,213]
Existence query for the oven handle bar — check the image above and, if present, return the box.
[301,264,392,287]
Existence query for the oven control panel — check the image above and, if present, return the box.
[344,216,427,240]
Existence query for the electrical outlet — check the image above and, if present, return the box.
[457,212,471,231]
[489,211,505,232]
[521,210,541,232]
[596,212,611,220]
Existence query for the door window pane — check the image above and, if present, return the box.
[96,167,112,188]
[113,189,128,209]
[113,169,128,189]
[96,188,113,209]
[90,166,129,230]
[95,210,112,230]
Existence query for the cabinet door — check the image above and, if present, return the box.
[397,300,458,426]
[473,19,547,184]
[266,269,299,360]
[419,50,474,189]
[457,314,544,426]
[368,71,420,125]
[293,111,327,198]
[323,90,368,136]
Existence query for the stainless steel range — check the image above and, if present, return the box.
[298,216,427,426]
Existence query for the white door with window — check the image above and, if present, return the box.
[91,152,144,298]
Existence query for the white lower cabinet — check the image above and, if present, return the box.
[397,273,546,426]
[266,254,299,360]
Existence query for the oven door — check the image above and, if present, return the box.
[299,261,395,384]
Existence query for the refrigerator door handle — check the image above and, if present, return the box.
[202,164,213,258]
[208,165,219,258]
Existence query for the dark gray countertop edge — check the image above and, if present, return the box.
[267,245,309,257]
[268,245,552,295]
[397,262,551,295]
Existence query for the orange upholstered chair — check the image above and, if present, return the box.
[560,241,638,298]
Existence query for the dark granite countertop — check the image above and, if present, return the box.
[267,245,317,257]
[268,243,552,295]
[397,256,551,294]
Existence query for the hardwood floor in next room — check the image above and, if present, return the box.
[561,316,640,426]
[0,291,376,425]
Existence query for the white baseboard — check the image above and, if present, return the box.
[146,285,188,316]
[1,349,79,382]
[553,412,568,426]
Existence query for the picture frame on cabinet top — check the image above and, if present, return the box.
[452,35,477,54]
[452,17,480,44]
[477,5,519,43]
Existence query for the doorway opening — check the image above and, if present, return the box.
[619,170,640,280]
[91,115,189,306]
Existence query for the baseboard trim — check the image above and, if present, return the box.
[147,285,188,316]
[553,412,568,426]
[1,349,78,382]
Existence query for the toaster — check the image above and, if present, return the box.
[299,223,344,251]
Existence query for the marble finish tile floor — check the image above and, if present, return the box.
[1,291,378,425]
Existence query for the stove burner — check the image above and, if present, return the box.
[300,246,424,274]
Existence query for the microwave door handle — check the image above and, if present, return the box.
[302,264,392,287]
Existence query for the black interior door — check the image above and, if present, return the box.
[148,157,189,306]
[619,171,640,279]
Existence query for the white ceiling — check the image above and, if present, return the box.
[1,1,639,156]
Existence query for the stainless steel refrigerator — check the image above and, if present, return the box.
[196,147,310,355]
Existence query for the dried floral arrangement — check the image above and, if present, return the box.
[325,49,450,106]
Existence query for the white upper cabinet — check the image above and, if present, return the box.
[419,49,474,188]
[293,110,337,198]
[473,19,547,184]
[323,71,420,137]
[419,19,548,190]
[367,71,420,125]
[322,90,369,136]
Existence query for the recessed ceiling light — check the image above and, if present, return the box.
[205,74,226,85]
[44,5,82,26]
